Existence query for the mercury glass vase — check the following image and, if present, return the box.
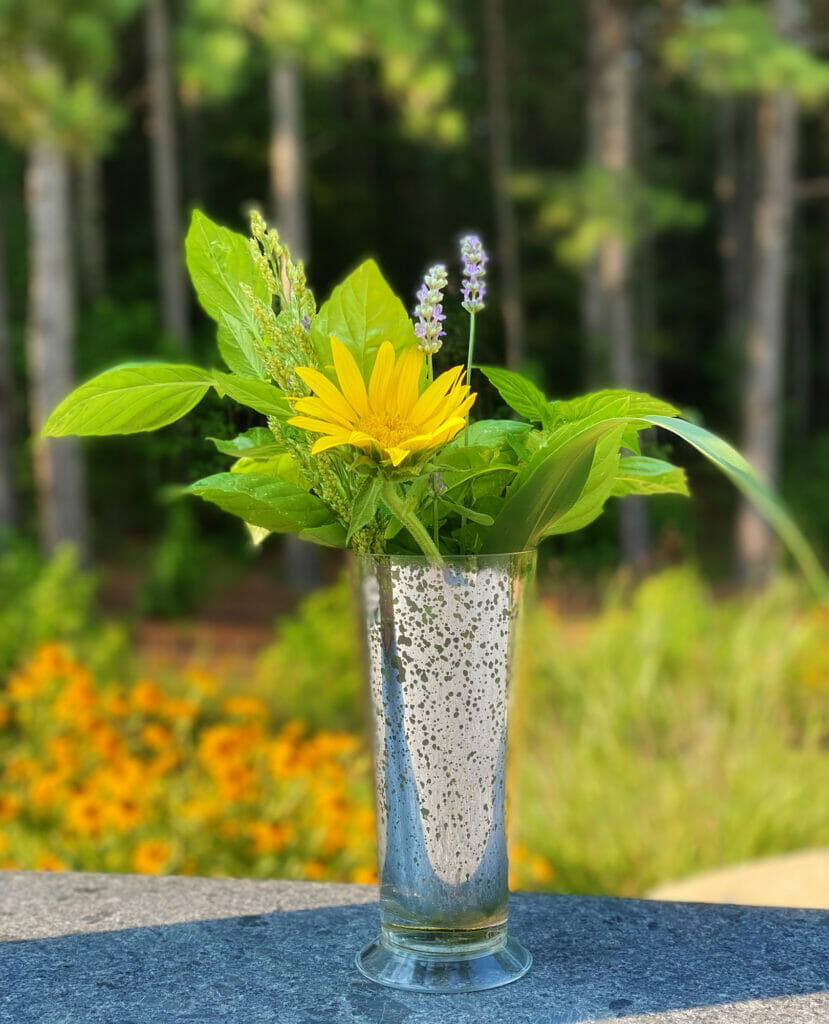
[354,550,536,993]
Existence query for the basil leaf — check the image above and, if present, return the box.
[185,210,268,379]
[42,364,213,436]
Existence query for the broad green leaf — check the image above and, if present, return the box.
[209,427,286,457]
[611,456,690,498]
[185,210,268,379]
[482,422,613,553]
[42,364,213,436]
[218,311,268,381]
[188,472,332,533]
[478,366,550,424]
[299,522,348,548]
[543,425,627,537]
[643,415,828,597]
[310,259,415,378]
[212,371,293,420]
[347,474,383,542]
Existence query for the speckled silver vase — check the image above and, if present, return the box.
[354,551,535,992]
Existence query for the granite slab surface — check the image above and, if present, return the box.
[0,871,827,1024]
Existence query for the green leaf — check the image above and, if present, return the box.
[185,210,268,379]
[552,389,680,427]
[347,474,383,542]
[212,371,293,420]
[459,419,535,453]
[218,310,268,381]
[483,419,630,553]
[543,425,627,537]
[642,415,828,597]
[611,456,690,498]
[310,259,415,378]
[188,472,333,533]
[478,366,550,424]
[437,496,494,526]
[299,522,348,548]
[42,364,213,437]
[230,454,309,490]
[209,428,286,458]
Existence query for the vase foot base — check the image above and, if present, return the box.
[356,934,532,993]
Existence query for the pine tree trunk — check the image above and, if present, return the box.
[0,191,16,536]
[736,0,798,585]
[75,156,106,300]
[25,140,89,557]
[268,60,308,259]
[145,0,190,344]
[483,0,525,368]
[585,0,650,571]
[268,58,319,591]
[716,98,755,355]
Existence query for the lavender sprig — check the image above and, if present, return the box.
[413,264,448,360]
[460,235,488,315]
[459,236,488,460]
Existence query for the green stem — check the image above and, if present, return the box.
[460,313,477,552]
[463,313,476,448]
[427,353,434,385]
[431,476,439,549]
[381,479,442,562]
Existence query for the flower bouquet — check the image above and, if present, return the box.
[43,210,826,991]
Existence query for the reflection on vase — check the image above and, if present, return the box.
[355,551,535,992]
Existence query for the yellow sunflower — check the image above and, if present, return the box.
[287,337,475,467]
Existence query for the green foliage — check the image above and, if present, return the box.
[0,540,122,679]
[254,573,363,732]
[513,165,705,267]
[663,4,829,103]
[0,0,140,153]
[512,568,829,895]
[138,502,209,618]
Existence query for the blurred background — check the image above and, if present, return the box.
[0,2,826,898]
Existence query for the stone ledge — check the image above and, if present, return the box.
[0,871,827,1023]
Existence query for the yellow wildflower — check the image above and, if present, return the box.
[288,338,474,467]
[132,838,173,874]
[35,853,67,872]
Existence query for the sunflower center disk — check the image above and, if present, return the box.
[358,414,415,449]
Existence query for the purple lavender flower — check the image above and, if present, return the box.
[413,263,448,355]
[460,235,488,315]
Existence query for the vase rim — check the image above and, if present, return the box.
[352,550,537,564]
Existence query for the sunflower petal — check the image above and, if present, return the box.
[292,396,354,429]
[409,365,465,426]
[395,345,424,416]
[331,337,369,417]
[287,415,347,436]
[368,341,396,411]
[295,365,360,422]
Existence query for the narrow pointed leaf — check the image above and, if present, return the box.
[347,474,383,542]
[643,415,828,596]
